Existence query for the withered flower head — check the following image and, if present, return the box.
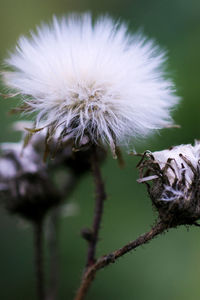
[0,142,60,222]
[137,142,200,226]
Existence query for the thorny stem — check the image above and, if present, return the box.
[74,221,169,300]
[34,220,45,300]
[86,147,107,268]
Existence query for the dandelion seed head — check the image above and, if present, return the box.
[3,13,179,151]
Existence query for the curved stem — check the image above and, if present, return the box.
[74,221,169,300]
[86,147,106,268]
[34,220,45,300]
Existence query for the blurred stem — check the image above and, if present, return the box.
[34,219,45,300]
[46,209,60,300]
[47,172,78,300]
[86,147,107,268]
[74,221,169,300]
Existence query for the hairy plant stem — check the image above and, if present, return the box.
[85,147,107,268]
[74,221,169,300]
[34,219,45,300]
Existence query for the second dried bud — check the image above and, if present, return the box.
[137,142,200,226]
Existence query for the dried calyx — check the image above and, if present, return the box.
[14,121,107,175]
[0,142,60,222]
[31,130,106,175]
[136,142,200,226]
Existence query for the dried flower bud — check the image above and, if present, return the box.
[136,142,200,226]
[0,142,60,222]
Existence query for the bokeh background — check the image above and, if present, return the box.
[0,0,200,299]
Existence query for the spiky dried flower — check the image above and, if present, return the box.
[2,13,178,155]
[0,142,60,221]
[137,142,200,226]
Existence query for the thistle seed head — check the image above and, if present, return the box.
[2,13,179,155]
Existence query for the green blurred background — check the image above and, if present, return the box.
[1,0,200,299]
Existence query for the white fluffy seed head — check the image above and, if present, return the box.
[2,13,179,151]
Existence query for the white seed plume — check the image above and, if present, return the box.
[152,142,200,187]
[3,13,178,151]
[138,141,200,202]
